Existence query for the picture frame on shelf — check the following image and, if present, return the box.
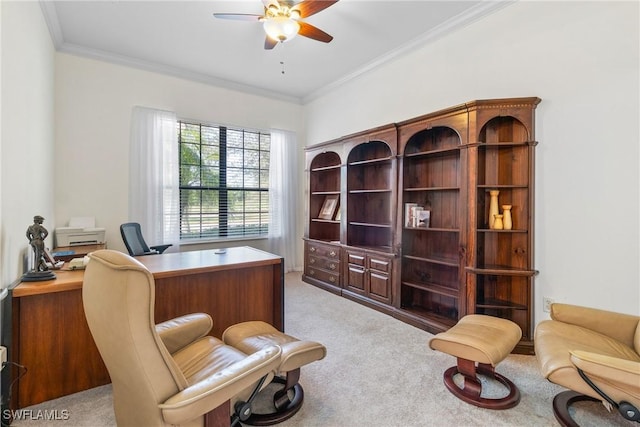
[318,195,339,220]
[417,210,431,228]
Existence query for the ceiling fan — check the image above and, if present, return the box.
[213,0,338,50]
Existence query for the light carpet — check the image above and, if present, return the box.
[13,272,633,426]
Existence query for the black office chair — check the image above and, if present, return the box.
[120,222,172,256]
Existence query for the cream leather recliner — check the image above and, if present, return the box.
[82,249,282,427]
[535,303,640,426]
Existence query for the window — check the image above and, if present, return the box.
[178,121,270,240]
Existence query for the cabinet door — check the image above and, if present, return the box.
[369,271,390,302]
[368,255,392,303]
[344,250,366,294]
[346,264,366,293]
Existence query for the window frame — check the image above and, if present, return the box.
[177,120,270,243]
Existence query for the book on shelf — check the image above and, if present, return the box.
[405,203,418,227]
[405,203,430,228]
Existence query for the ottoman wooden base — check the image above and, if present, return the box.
[429,315,522,410]
[223,321,326,425]
[443,359,520,409]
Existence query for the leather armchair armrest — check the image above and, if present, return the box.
[159,345,282,425]
[156,313,213,354]
[551,303,639,348]
[570,350,640,390]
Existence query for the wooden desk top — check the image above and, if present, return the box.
[13,246,282,298]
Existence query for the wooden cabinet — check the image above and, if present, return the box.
[343,248,394,308]
[344,125,397,252]
[396,105,468,331]
[341,125,397,312]
[303,144,343,293]
[304,240,341,294]
[303,98,540,354]
[465,98,540,353]
[307,148,342,243]
[303,125,398,312]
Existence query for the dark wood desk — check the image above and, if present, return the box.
[3,247,284,410]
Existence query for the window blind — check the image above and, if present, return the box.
[178,121,270,240]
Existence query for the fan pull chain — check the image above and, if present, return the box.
[280,61,285,75]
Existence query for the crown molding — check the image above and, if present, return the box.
[302,1,516,104]
[57,42,303,104]
[39,0,513,106]
[39,0,64,48]
[39,1,302,104]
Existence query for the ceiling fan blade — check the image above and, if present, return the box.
[264,36,278,50]
[298,21,333,43]
[213,13,263,22]
[293,0,338,18]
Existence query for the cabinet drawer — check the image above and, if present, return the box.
[347,253,365,266]
[369,257,391,273]
[305,267,339,286]
[308,255,339,272]
[307,243,340,259]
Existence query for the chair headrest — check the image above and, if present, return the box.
[88,249,147,272]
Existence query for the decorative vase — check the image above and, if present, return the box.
[493,214,504,230]
[502,205,513,230]
[488,190,500,229]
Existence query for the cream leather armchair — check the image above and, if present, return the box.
[83,249,281,427]
[535,303,640,426]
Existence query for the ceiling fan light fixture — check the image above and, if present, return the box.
[263,16,300,42]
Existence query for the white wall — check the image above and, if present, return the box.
[0,1,56,287]
[304,1,640,322]
[54,54,306,268]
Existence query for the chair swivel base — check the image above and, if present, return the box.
[443,359,520,410]
[243,376,305,426]
[222,321,327,425]
[552,390,602,427]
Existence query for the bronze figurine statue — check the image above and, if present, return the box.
[23,215,56,281]
[26,215,49,271]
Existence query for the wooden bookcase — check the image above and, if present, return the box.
[395,105,469,331]
[341,125,398,312]
[303,98,540,353]
[303,143,343,294]
[465,99,540,353]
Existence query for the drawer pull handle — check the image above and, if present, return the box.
[329,251,336,257]
[329,263,336,270]
[329,276,336,282]
[310,247,316,252]
[309,269,315,276]
[310,258,315,264]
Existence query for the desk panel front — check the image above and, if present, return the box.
[7,247,284,409]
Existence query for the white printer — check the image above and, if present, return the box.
[55,217,106,247]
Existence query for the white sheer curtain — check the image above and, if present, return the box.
[268,129,299,272]
[129,106,180,251]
